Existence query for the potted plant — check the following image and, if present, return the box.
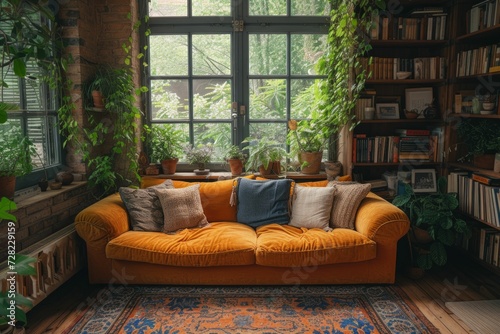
[84,66,115,110]
[0,126,35,199]
[287,119,326,174]
[392,176,471,271]
[242,137,287,176]
[184,143,214,174]
[145,124,184,174]
[457,118,500,169]
[225,145,245,176]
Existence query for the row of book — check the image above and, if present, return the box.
[450,172,500,228]
[457,226,500,268]
[466,0,500,34]
[370,8,447,41]
[454,90,500,114]
[456,43,500,77]
[361,57,446,81]
[352,129,441,163]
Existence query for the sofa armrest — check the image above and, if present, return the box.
[355,192,410,243]
[74,193,130,242]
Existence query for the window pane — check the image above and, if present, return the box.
[249,0,286,16]
[193,35,231,75]
[291,0,330,16]
[249,34,287,75]
[27,117,45,168]
[193,79,232,119]
[192,0,230,16]
[1,66,21,107]
[151,80,189,120]
[249,123,287,146]
[193,123,231,161]
[149,0,187,17]
[291,34,327,75]
[249,79,286,120]
[150,35,188,76]
[291,79,324,119]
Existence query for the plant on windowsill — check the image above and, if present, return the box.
[184,144,214,174]
[392,176,471,271]
[145,124,184,175]
[287,119,326,174]
[0,125,35,199]
[224,145,246,176]
[242,137,287,176]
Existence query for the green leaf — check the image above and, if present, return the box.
[15,254,37,276]
[430,242,447,266]
[13,58,27,77]
[0,197,17,221]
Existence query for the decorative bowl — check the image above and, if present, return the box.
[480,109,495,115]
[405,109,421,119]
[49,181,62,190]
[396,71,412,80]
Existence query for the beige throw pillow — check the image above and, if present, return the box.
[155,184,209,234]
[289,185,336,231]
[328,181,371,229]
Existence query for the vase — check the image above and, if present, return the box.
[56,171,74,185]
[38,179,49,192]
[324,161,342,180]
[299,151,322,174]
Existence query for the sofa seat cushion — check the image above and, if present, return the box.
[106,222,257,267]
[255,224,376,267]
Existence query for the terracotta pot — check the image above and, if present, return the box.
[0,175,16,199]
[228,158,243,175]
[161,158,178,174]
[299,151,322,174]
[92,90,105,109]
[259,161,280,176]
[473,154,495,170]
[410,226,433,244]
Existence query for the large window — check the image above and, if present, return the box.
[146,0,329,162]
[0,9,60,187]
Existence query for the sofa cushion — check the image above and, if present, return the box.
[106,222,257,267]
[328,181,371,230]
[255,224,377,267]
[236,178,293,228]
[119,180,174,231]
[289,185,336,231]
[155,184,210,233]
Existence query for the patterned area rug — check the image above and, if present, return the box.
[63,285,437,333]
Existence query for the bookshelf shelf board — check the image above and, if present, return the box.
[456,24,500,43]
[453,72,500,81]
[455,247,500,275]
[370,40,447,48]
[352,162,440,167]
[447,113,500,120]
[359,119,443,124]
[366,79,446,85]
[460,212,500,231]
[448,162,500,178]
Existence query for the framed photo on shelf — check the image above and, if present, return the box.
[405,87,433,118]
[411,169,437,193]
[376,103,400,119]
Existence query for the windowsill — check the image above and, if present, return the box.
[15,181,88,209]
[142,172,327,181]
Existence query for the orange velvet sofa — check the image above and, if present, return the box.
[74,178,410,285]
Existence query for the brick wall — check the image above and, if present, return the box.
[0,183,97,263]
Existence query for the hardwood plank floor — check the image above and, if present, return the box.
[24,255,500,333]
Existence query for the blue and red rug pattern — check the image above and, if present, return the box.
[63,285,437,333]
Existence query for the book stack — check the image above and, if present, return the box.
[370,8,447,40]
[454,90,476,113]
[354,89,376,121]
[362,57,446,80]
[466,0,500,33]
[396,129,433,161]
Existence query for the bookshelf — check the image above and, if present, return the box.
[443,0,500,275]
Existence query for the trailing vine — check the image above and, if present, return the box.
[317,0,384,161]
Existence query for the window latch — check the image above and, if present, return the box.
[232,20,244,32]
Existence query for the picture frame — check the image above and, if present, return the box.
[376,103,400,119]
[405,87,433,118]
[411,169,437,193]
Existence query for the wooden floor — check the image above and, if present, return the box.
[25,255,500,334]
